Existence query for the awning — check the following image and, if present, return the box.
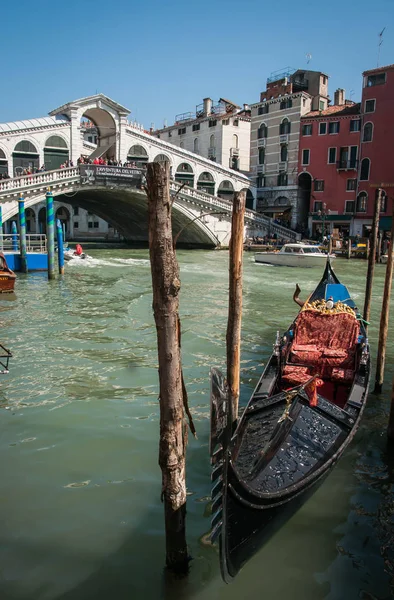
[312,214,351,222]
[261,205,292,214]
[88,143,115,160]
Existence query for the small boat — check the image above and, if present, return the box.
[64,250,92,262]
[255,242,335,268]
[0,253,16,294]
[380,254,388,264]
[210,260,370,582]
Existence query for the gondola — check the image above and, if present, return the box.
[210,259,370,583]
[0,252,16,294]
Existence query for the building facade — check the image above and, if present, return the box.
[153,98,251,177]
[250,68,329,229]
[356,63,394,236]
[299,92,361,238]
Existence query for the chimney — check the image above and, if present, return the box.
[243,103,250,111]
[203,97,212,116]
[334,89,345,106]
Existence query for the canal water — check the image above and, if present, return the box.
[0,250,393,600]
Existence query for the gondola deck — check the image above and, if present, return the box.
[210,260,370,582]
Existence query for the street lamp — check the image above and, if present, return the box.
[317,202,331,243]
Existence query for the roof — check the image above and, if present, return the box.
[49,93,131,117]
[303,102,361,118]
[219,98,240,108]
[363,63,394,76]
[0,114,70,133]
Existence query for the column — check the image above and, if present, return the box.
[56,218,65,275]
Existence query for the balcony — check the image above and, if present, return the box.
[257,138,266,148]
[230,147,239,157]
[256,164,265,174]
[279,161,287,172]
[336,159,358,170]
[279,134,289,144]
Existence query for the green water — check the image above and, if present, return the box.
[0,250,393,600]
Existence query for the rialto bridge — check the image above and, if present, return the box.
[0,94,296,247]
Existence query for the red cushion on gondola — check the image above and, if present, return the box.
[331,368,354,382]
[290,346,321,364]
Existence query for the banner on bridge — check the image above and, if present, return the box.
[79,165,144,187]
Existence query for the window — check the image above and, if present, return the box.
[88,222,93,228]
[347,179,357,191]
[356,192,367,212]
[232,134,238,148]
[329,121,340,134]
[74,221,79,228]
[319,100,325,111]
[178,127,186,135]
[280,98,292,110]
[350,119,361,132]
[363,122,373,142]
[258,104,269,115]
[322,76,327,85]
[314,180,325,192]
[180,142,184,148]
[280,145,288,162]
[168,131,172,137]
[192,123,200,131]
[209,119,217,127]
[345,201,355,213]
[360,158,370,181]
[209,134,215,148]
[258,148,265,164]
[88,136,93,143]
[367,73,386,87]
[302,149,310,165]
[280,118,291,135]
[277,173,288,186]
[194,138,199,153]
[233,119,239,126]
[256,175,264,188]
[94,221,99,228]
[314,201,323,212]
[319,122,327,135]
[302,124,312,136]
[328,147,337,164]
[258,123,267,139]
[222,119,229,126]
[365,99,375,113]
[73,207,79,215]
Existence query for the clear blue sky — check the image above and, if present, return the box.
[1,0,393,128]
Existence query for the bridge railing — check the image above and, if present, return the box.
[0,233,47,253]
[0,167,79,196]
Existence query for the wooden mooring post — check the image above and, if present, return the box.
[145,161,189,574]
[363,188,382,325]
[347,237,352,260]
[374,205,394,393]
[226,191,246,423]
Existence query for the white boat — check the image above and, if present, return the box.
[255,243,335,268]
[380,254,388,264]
[64,250,92,262]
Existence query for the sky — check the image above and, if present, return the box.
[1,0,393,128]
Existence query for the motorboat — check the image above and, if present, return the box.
[0,253,16,294]
[64,249,92,262]
[210,260,370,582]
[255,243,335,268]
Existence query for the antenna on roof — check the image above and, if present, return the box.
[377,27,386,67]
[306,53,312,65]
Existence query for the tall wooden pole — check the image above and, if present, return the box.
[145,161,189,573]
[347,237,352,259]
[363,188,382,325]
[374,205,394,393]
[226,191,246,423]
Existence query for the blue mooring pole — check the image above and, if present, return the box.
[18,195,28,273]
[56,218,64,275]
[11,221,18,251]
[0,205,3,252]
[46,188,55,280]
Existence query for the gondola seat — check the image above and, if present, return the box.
[288,309,359,381]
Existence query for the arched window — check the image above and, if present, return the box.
[209,134,215,148]
[180,142,184,149]
[193,138,199,153]
[280,145,288,162]
[154,153,170,164]
[356,192,367,213]
[0,149,6,159]
[258,148,265,164]
[232,134,238,149]
[45,135,68,148]
[258,123,267,139]
[14,140,38,154]
[279,118,291,135]
[363,122,373,142]
[360,158,370,181]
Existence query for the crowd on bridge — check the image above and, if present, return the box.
[77,155,145,169]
